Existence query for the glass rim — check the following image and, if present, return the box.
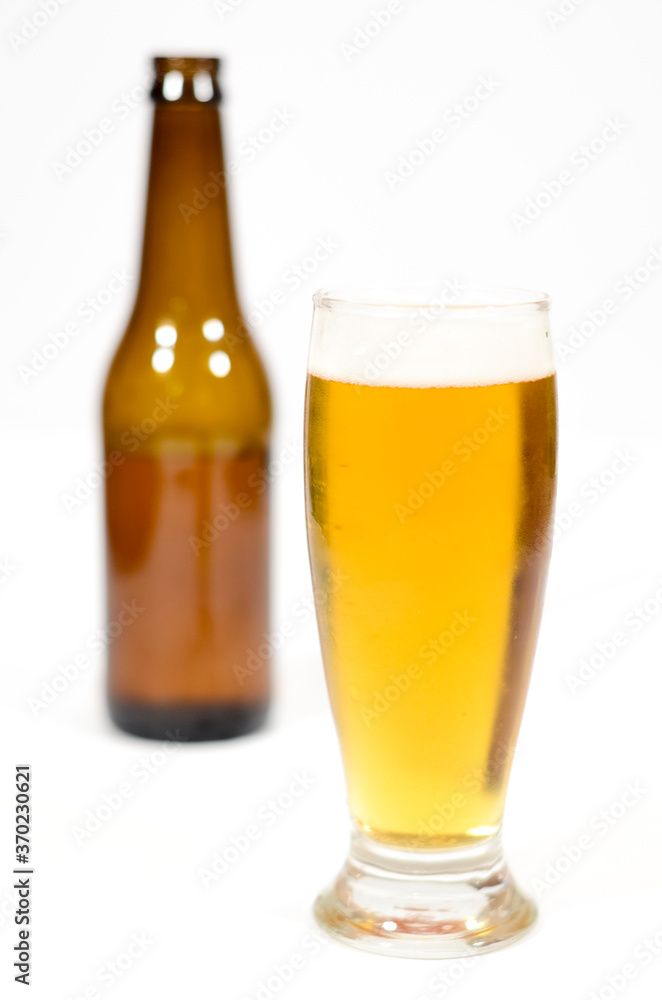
[313,286,551,313]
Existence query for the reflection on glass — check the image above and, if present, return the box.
[202,318,225,342]
[208,350,231,377]
[151,347,175,373]
[163,70,184,102]
[193,72,214,102]
[155,324,177,347]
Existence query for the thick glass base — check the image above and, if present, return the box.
[314,827,536,959]
[109,699,269,742]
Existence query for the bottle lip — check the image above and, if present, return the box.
[153,56,220,79]
[151,57,221,104]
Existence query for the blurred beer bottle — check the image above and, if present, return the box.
[103,57,271,740]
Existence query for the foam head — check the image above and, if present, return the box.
[308,287,554,388]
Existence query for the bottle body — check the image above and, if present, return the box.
[103,57,271,740]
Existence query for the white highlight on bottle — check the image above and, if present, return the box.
[308,288,554,388]
[208,351,231,377]
[152,347,175,373]
[193,72,214,102]
[163,71,184,102]
[202,318,225,342]
[155,324,177,347]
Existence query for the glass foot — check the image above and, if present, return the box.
[314,827,536,959]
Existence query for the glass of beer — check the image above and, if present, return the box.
[304,287,557,957]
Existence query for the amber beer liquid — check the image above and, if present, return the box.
[305,300,557,848]
[103,57,271,740]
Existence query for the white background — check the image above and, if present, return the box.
[2,0,662,997]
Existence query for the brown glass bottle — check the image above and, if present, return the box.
[103,57,271,741]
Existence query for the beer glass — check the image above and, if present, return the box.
[304,288,557,957]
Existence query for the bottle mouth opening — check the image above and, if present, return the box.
[153,56,220,79]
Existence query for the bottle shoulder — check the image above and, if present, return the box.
[104,311,271,446]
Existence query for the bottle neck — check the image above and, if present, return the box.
[136,101,239,314]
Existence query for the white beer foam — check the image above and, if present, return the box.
[308,289,554,388]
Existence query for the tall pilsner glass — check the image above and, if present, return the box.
[304,288,557,957]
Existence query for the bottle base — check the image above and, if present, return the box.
[314,827,536,959]
[108,699,269,742]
